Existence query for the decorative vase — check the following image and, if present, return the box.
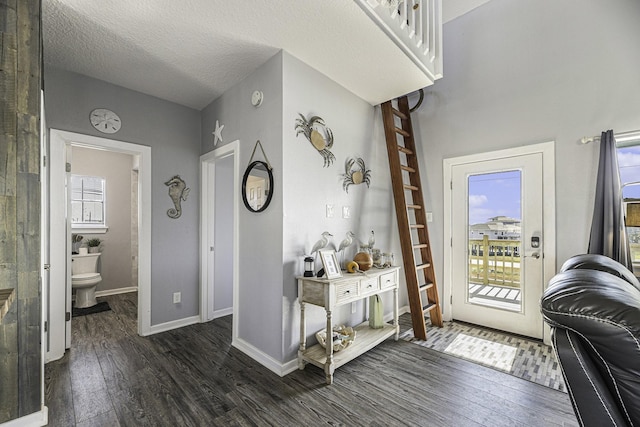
[353,252,373,271]
[78,247,88,255]
[88,247,99,253]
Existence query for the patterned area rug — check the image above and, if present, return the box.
[399,322,566,392]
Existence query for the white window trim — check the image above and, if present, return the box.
[70,225,109,234]
[71,174,107,228]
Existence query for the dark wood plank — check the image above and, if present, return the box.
[45,292,578,427]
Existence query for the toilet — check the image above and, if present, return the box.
[71,253,102,308]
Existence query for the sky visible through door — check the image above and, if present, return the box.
[468,170,521,225]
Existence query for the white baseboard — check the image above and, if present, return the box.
[143,315,200,336]
[212,307,232,319]
[240,307,412,378]
[95,286,138,298]
[232,337,295,377]
[0,407,48,427]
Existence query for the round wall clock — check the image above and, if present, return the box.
[90,108,121,134]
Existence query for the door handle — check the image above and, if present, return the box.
[525,252,541,259]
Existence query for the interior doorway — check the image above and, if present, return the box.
[443,142,556,341]
[200,141,239,336]
[47,130,152,361]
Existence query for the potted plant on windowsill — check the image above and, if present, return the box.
[86,238,102,253]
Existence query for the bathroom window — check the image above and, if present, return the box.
[71,175,106,229]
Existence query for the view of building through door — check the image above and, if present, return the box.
[450,153,544,339]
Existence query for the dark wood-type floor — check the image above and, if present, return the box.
[45,293,578,426]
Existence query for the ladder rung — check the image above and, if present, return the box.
[404,184,419,191]
[419,283,434,292]
[401,165,416,173]
[413,244,428,249]
[392,108,408,120]
[422,303,437,314]
[398,146,413,155]
[410,224,425,229]
[395,127,410,137]
[407,204,422,210]
[416,263,431,271]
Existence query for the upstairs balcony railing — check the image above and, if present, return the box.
[355,0,443,84]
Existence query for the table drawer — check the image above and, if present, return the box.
[336,280,359,303]
[380,271,397,289]
[361,277,379,295]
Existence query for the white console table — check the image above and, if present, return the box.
[297,267,400,384]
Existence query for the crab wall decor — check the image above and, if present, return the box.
[294,113,335,167]
[342,157,371,193]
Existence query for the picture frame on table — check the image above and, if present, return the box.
[319,249,342,279]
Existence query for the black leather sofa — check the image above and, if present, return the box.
[541,254,640,427]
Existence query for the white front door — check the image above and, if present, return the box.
[449,151,545,338]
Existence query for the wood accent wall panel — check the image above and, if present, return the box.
[0,0,42,422]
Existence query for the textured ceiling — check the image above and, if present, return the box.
[43,0,491,110]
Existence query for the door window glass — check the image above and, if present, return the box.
[467,171,522,312]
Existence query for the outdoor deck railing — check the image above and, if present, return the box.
[469,236,521,287]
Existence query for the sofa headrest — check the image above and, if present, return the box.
[559,253,640,291]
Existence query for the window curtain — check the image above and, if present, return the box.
[588,130,633,269]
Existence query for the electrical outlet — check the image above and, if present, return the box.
[326,204,334,218]
[427,212,433,222]
[173,292,181,304]
[351,302,356,313]
[342,206,351,219]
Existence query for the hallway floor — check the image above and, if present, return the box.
[45,292,577,426]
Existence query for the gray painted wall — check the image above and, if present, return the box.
[71,146,134,293]
[281,52,403,361]
[201,52,284,360]
[200,50,406,363]
[412,0,640,302]
[201,51,404,363]
[44,67,202,325]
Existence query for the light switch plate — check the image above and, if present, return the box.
[427,212,433,222]
[326,204,334,218]
[173,292,181,304]
[342,206,351,219]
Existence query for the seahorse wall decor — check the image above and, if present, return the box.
[165,175,191,219]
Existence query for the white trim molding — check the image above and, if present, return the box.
[199,141,240,339]
[233,337,297,377]
[143,315,201,336]
[49,129,153,343]
[95,286,138,298]
[0,408,48,427]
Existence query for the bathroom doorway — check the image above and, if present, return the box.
[48,130,152,361]
[200,141,239,339]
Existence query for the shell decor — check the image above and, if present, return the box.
[341,157,371,193]
[294,113,335,167]
[165,175,190,219]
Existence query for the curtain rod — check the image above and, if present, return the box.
[580,130,640,145]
